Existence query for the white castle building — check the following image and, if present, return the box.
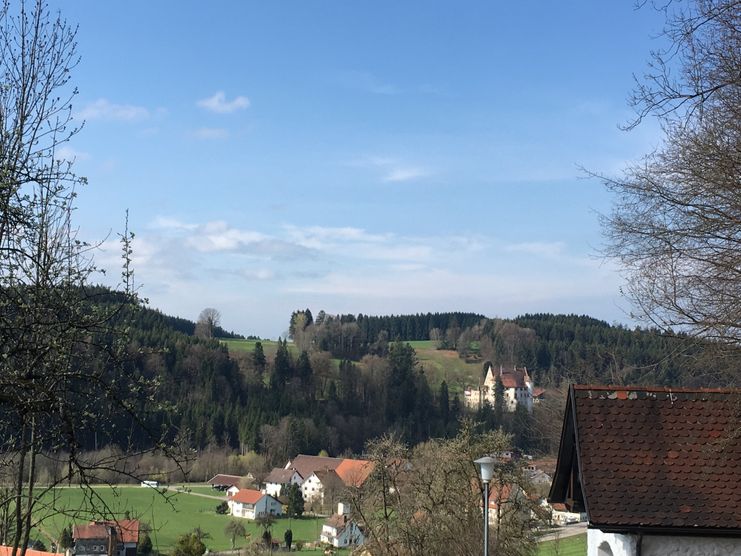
[464,363,534,412]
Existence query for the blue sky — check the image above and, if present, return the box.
[50,1,667,337]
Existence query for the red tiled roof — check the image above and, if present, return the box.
[73,520,139,544]
[73,523,109,540]
[230,489,264,505]
[549,385,741,533]
[500,370,528,389]
[335,459,374,487]
[207,474,243,487]
[487,483,513,510]
[0,547,57,556]
[287,454,343,479]
[113,520,139,544]
[484,364,530,389]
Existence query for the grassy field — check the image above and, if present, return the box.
[405,340,482,392]
[537,533,587,555]
[220,338,297,358]
[222,338,482,394]
[37,486,327,553]
[173,484,227,497]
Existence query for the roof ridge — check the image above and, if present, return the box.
[573,384,741,394]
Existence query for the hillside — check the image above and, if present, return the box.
[53,298,733,466]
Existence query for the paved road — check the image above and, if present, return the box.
[165,486,226,501]
[538,522,588,543]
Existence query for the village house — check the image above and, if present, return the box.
[72,520,139,556]
[263,467,303,498]
[549,385,741,556]
[541,501,587,526]
[334,458,374,488]
[284,454,343,479]
[206,473,254,492]
[320,503,365,548]
[464,363,534,412]
[228,489,283,520]
[301,468,345,505]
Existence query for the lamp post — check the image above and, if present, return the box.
[475,456,496,556]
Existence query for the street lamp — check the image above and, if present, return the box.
[475,456,496,556]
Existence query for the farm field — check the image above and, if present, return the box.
[36,486,327,553]
[537,533,587,555]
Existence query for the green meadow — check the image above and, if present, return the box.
[537,533,587,556]
[220,338,297,358]
[222,338,483,394]
[403,340,482,393]
[37,486,327,552]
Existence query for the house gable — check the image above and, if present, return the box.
[550,385,741,536]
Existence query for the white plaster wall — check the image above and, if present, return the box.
[642,535,741,556]
[264,482,281,498]
[589,529,741,556]
[588,529,637,556]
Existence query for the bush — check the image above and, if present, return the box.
[215,501,229,514]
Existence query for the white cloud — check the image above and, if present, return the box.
[284,225,390,248]
[77,99,149,121]
[186,221,266,252]
[191,127,229,140]
[382,166,428,183]
[505,241,567,258]
[197,91,250,114]
[55,145,90,162]
[351,155,432,183]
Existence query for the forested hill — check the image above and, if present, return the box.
[487,313,723,388]
[291,307,730,389]
[79,296,732,461]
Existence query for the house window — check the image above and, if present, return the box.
[597,542,613,556]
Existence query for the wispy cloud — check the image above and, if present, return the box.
[55,145,90,162]
[197,91,250,113]
[185,220,266,252]
[382,166,428,182]
[149,217,198,231]
[351,155,431,183]
[340,71,400,95]
[89,215,627,337]
[191,127,229,140]
[505,241,567,258]
[77,99,149,121]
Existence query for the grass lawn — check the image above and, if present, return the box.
[173,485,226,497]
[537,533,587,556]
[37,486,325,553]
[406,341,481,392]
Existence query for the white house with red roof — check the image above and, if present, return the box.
[228,489,282,520]
[264,467,303,498]
[320,503,365,548]
[72,520,139,556]
[464,363,533,412]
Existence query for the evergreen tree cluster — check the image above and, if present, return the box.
[292,310,486,359]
